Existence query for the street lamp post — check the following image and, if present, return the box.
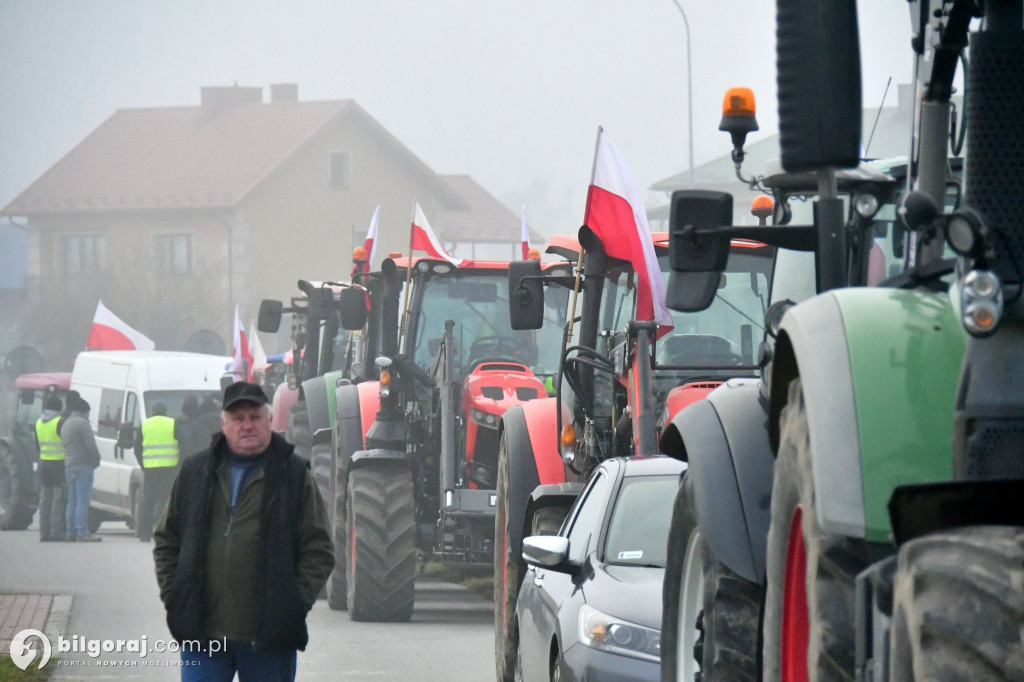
[668,0,695,186]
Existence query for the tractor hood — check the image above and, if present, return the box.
[462,362,546,418]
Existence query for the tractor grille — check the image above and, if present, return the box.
[515,387,538,401]
[480,386,503,400]
[963,419,1024,480]
[965,32,1024,279]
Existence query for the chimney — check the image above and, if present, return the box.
[200,85,263,115]
[270,83,299,103]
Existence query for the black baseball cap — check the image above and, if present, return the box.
[222,382,269,410]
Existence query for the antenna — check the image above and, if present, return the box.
[863,77,893,159]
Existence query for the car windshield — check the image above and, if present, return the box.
[411,271,568,378]
[603,474,679,567]
[144,390,220,420]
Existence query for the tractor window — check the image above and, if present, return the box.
[13,391,44,436]
[656,249,772,369]
[411,272,564,377]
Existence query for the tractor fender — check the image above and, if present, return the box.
[517,397,565,486]
[355,381,380,447]
[661,379,773,584]
[300,376,331,444]
[771,288,966,542]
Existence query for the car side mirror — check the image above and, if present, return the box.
[522,535,571,571]
[116,423,135,450]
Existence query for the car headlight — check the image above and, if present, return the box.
[577,604,660,663]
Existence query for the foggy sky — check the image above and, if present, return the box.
[0,1,914,235]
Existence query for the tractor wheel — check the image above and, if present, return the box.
[345,466,416,621]
[287,401,312,462]
[326,409,360,611]
[889,525,1024,681]
[530,505,569,537]
[87,507,104,534]
[0,441,35,531]
[663,473,760,682]
[311,443,332,512]
[495,422,535,682]
[763,378,871,682]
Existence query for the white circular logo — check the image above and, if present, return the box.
[10,629,51,671]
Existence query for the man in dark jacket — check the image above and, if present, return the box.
[153,382,333,682]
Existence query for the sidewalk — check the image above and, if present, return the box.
[0,593,72,655]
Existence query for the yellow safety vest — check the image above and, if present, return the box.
[36,415,65,461]
[141,415,179,468]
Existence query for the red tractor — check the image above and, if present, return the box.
[494,227,775,679]
[325,254,572,621]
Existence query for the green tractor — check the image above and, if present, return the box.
[661,1,1024,680]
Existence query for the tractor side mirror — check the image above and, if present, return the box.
[258,300,283,333]
[338,287,368,331]
[509,260,544,330]
[667,190,733,312]
[776,0,861,172]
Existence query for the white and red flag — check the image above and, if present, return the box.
[248,321,267,371]
[229,305,253,382]
[521,205,532,259]
[352,205,380,276]
[584,127,673,334]
[86,300,155,351]
[410,201,462,267]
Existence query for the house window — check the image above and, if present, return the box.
[61,234,106,274]
[155,233,194,274]
[329,152,351,189]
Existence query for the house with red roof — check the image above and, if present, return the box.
[1,84,539,365]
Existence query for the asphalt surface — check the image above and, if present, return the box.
[1,521,495,680]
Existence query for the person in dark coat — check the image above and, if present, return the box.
[153,382,333,681]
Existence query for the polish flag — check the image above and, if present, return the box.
[86,300,155,351]
[249,321,268,371]
[229,305,253,382]
[352,205,380,276]
[521,205,532,259]
[584,127,673,333]
[411,201,462,267]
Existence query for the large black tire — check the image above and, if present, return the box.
[0,440,35,531]
[311,443,332,514]
[346,466,417,621]
[763,378,870,682]
[889,525,1024,681]
[326,404,361,611]
[287,401,312,462]
[663,473,761,682]
[494,415,539,682]
[87,507,104,534]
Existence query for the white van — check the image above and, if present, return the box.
[70,351,231,531]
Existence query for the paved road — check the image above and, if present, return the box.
[1,522,495,680]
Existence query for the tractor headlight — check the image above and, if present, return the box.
[472,410,499,429]
[578,604,660,663]
[961,269,1003,337]
[853,191,880,219]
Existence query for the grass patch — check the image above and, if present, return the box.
[0,655,53,681]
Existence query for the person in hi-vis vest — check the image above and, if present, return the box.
[135,402,181,542]
[35,395,67,541]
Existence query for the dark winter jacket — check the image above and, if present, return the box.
[152,432,333,649]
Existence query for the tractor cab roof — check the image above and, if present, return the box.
[15,372,72,391]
